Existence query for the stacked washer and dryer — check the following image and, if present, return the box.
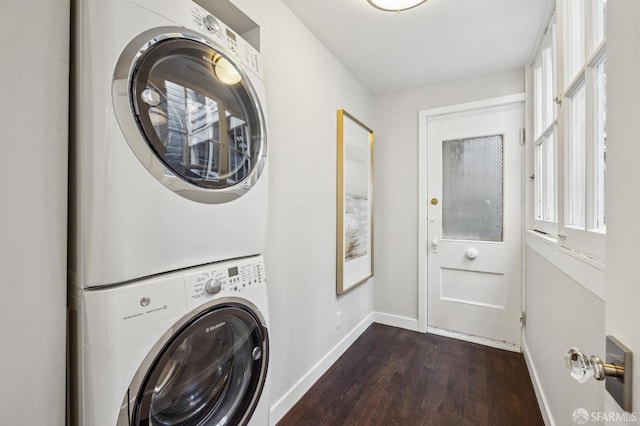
[68,0,271,424]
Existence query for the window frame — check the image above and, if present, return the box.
[530,17,558,237]
[527,0,606,263]
[558,0,607,260]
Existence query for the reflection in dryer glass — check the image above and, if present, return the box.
[132,39,263,190]
[145,81,250,187]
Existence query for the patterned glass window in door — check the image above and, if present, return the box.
[442,135,504,242]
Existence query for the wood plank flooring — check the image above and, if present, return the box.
[277,323,543,426]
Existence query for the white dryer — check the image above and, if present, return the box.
[68,255,270,425]
[70,0,268,288]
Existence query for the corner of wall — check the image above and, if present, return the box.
[269,313,374,425]
[372,312,419,331]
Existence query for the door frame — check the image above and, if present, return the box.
[417,93,526,335]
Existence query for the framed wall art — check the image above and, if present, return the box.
[336,109,374,294]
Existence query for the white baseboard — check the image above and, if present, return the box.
[372,312,419,331]
[426,326,521,353]
[269,313,374,425]
[522,337,555,426]
[268,315,550,425]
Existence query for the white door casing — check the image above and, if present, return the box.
[418,94,524,351]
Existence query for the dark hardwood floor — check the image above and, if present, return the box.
[277,323,543,426]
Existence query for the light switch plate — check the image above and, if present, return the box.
[605,335,633,412]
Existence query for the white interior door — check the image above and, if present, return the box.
[604,1,640,419]
[425,99,523,351]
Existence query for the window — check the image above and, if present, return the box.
[528,0,606,261]
[543,134,555,221]
[532,18,557,234]
[592,57,606,232]
[590,0,607,51]
[563,0,585,85]
[561,0,607,259]
[566,82,586,229]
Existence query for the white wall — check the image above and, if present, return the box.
[372,69,524,323]
[224,1,375,423]
[0,2,69,425]
[524,245,605,425]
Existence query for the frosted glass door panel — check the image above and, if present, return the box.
[442,135,504,242]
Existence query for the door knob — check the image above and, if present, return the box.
[430,239,439,247]
[565,347,623,383]
[465,248,478,259]
[565,336,633,412]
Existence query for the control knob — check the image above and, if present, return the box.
[203,15,220,32]
[205,278,222,295]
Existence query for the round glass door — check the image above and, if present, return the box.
[130,304,268,426]
[113,29,267,203]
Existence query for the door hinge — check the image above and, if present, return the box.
[520,313,526,328]
[520,128,526,145]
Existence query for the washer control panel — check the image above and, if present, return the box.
[184,256,266,308]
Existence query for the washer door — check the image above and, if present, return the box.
[113,28,267,204]
[121,301,269,426]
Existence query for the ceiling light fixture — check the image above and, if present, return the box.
[367,0,428,12]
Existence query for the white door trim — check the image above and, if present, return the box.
[417,93,526,333]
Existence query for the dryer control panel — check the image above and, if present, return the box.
[190,7,263,79]
[124,0,263,78]
[184,256,266,308]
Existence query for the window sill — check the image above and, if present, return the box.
[558,245,606,271]
[526,229,558,245]
[525,230,605,301]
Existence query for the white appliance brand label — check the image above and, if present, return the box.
[103,277,187,342]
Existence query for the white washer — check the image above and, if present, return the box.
[69,255,270,425]
[70,0,268,288]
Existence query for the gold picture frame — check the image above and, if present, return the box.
[337,109,374,294]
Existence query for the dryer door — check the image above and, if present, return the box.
[121,302,269,426]
[113,28,267,204]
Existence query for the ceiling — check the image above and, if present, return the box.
[281,0,554,97]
